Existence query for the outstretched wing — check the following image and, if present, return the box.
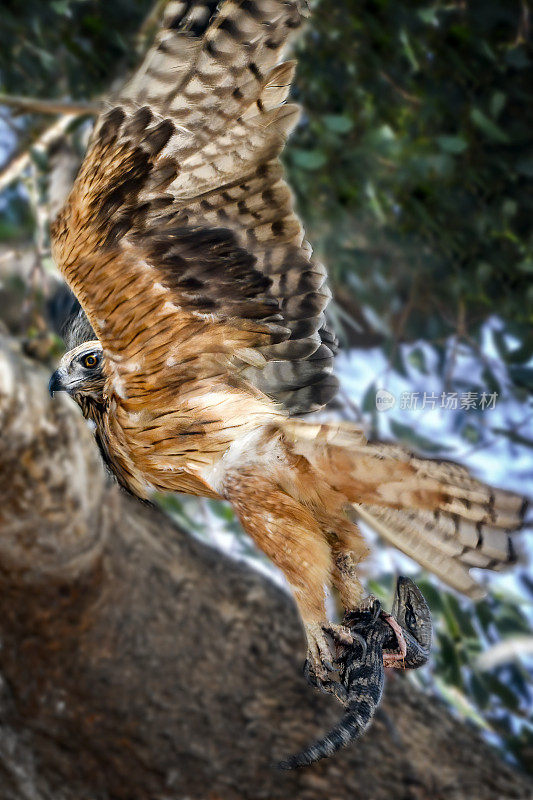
[51,0,338,414]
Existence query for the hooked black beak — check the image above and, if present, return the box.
[48,370,65,397]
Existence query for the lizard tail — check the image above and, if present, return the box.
[277,692,379,770]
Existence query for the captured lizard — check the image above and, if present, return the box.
[278,576,432,769]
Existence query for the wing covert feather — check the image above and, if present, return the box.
[52,0,338,413]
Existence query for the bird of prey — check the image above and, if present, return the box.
[49,0,527,680]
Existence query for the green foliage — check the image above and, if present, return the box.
[425,577,533,770]
[289,0,533,390]
[0,0,531,770]
[0,0,152,100]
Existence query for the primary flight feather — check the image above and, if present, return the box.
[50,0,527,679]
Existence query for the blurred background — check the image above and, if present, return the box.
[0,0,531,772]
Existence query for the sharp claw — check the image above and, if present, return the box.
[322,622,354,646]
[332,683,349,705]
[303,659,320,687]
[357,594,381,617]
[304,621,344,689]
[351,631,368,661]
[320,678,349,705]
[304,658,332,692]
[304,659,347,704]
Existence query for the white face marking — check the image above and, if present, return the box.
[55,341,105,397]
[58,340,103,372]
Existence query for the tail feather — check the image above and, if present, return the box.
[352,504,522,598]
[352,505,480,597]
[284,420,527,597]
[360,441,526,529]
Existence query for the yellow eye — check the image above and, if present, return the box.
[83,354,98,369]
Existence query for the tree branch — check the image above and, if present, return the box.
[0,114,83,194]
[0,336,114,582]
[0,330,532,800]
[0,95,99,117]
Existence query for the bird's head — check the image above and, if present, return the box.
[49,340,106,402]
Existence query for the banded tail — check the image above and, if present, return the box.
[283,420,528,598]
[278,699,378,770]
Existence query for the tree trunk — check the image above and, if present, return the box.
[0,335,531,800]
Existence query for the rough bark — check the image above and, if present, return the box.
[0,336,531,800]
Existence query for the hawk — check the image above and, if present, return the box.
[49,0,527,680]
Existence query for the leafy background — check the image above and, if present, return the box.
[0,0,531,771]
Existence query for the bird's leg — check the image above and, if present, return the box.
[304,659,349,704]
[224,470,350,683]
[328,517,370,612]
[328,521,409,670]
[303,618,354,685]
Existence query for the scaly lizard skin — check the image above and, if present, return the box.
[278,577,432,769]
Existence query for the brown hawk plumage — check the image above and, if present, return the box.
[50,0,527,679]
